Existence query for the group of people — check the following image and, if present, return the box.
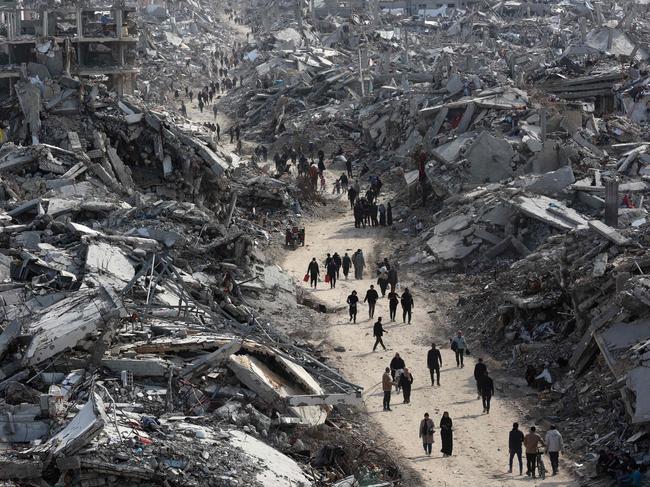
[348,179,394,229]
[381,344,567,476]
[305,249,367,290]
[509,423,564,478]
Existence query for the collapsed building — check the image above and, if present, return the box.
[0,0,414,486]
[0,0,649,482]
[225,0,650,482]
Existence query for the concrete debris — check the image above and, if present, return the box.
[1,0,650,482]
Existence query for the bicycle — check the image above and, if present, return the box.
[536,449,547,480]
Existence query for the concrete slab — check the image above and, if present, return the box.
[30,393,107,456]
[511,195,589,231]
[465,131,514,183]
[228,430,310,486]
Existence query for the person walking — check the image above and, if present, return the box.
[478,371,494,413]
[332,252,342,279]
[346,158,352,178]
[509,422,525,475]
[347,290,359,323]
[545,425,563,475]
[450,331,467,368]
[440,412,453,457]
[348,186,357,209]
[388,289,399,321]
[400,288,414,324]
[307,257,319,289]
[474,358,487,399]
[342,253,352,279]
[387,202,393,225]
[427,342,442,386]
[326,258,337,289]
[419,413,435,456]
[364,285,379,319]
[389,353,405,382]
[372,317,387,351]
[213,104,218,120]
[387,266,398,292]
[378,203,386,226]
[377,266,389,297]
[524,426,545,478]
[352,249,365,279]
[382,367,393,411]
[399,367,413,403]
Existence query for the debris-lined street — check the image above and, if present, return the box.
[0,0,650,485]
[282,183,578,486]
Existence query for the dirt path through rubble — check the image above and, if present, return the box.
[282,170,577,487]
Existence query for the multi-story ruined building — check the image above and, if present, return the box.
[0,0,138,98]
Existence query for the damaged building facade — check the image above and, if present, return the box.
[0,0,138,97]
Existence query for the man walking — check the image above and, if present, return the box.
[509,423,525,475]
[388,289,399,321]
[400,288,414,324]
[478,371,494,414]
[342,252,352,279]
[307,257,319,289]
[326,258,337,289]
[524,426,544,478]
[332,252,342,279]
[372,317,387,351]
[347,290,359,323]
[473,358,487,399]
[545,425,563,475]
[352,249,365,279]
[382,367,392,411]
[427,342,442,386]
[364,285,379,319]
[450,331,467,368]
[419,413,435,456]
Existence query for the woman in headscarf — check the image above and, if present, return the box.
[440,411,453,457]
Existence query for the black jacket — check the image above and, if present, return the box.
[399,373,413,389]
[347,294,358,307]
[401,292,413,308]
[427,348,442,369]
[308,261,319,276]
[509,429,525,451]
[478,375,494,396]
[333,253,342,267]
[373,321,385,337]
[342,255,352,270]
[390,356,405,370]
[474,362,487,380]
[365,289,379,304]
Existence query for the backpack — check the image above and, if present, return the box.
[450,338,458,352]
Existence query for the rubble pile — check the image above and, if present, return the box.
[222,0,650,479]
[0,2,416,487]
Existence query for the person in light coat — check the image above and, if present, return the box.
[352,249,365,279]
[545,425,563,475]
[419,413,435,456]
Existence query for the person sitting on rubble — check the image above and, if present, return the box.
[534,363,553,390]
[525,365,538,388]
[617,464,643,487]
[597,450,619,477]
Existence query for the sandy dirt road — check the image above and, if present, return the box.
[282,173,577,487]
